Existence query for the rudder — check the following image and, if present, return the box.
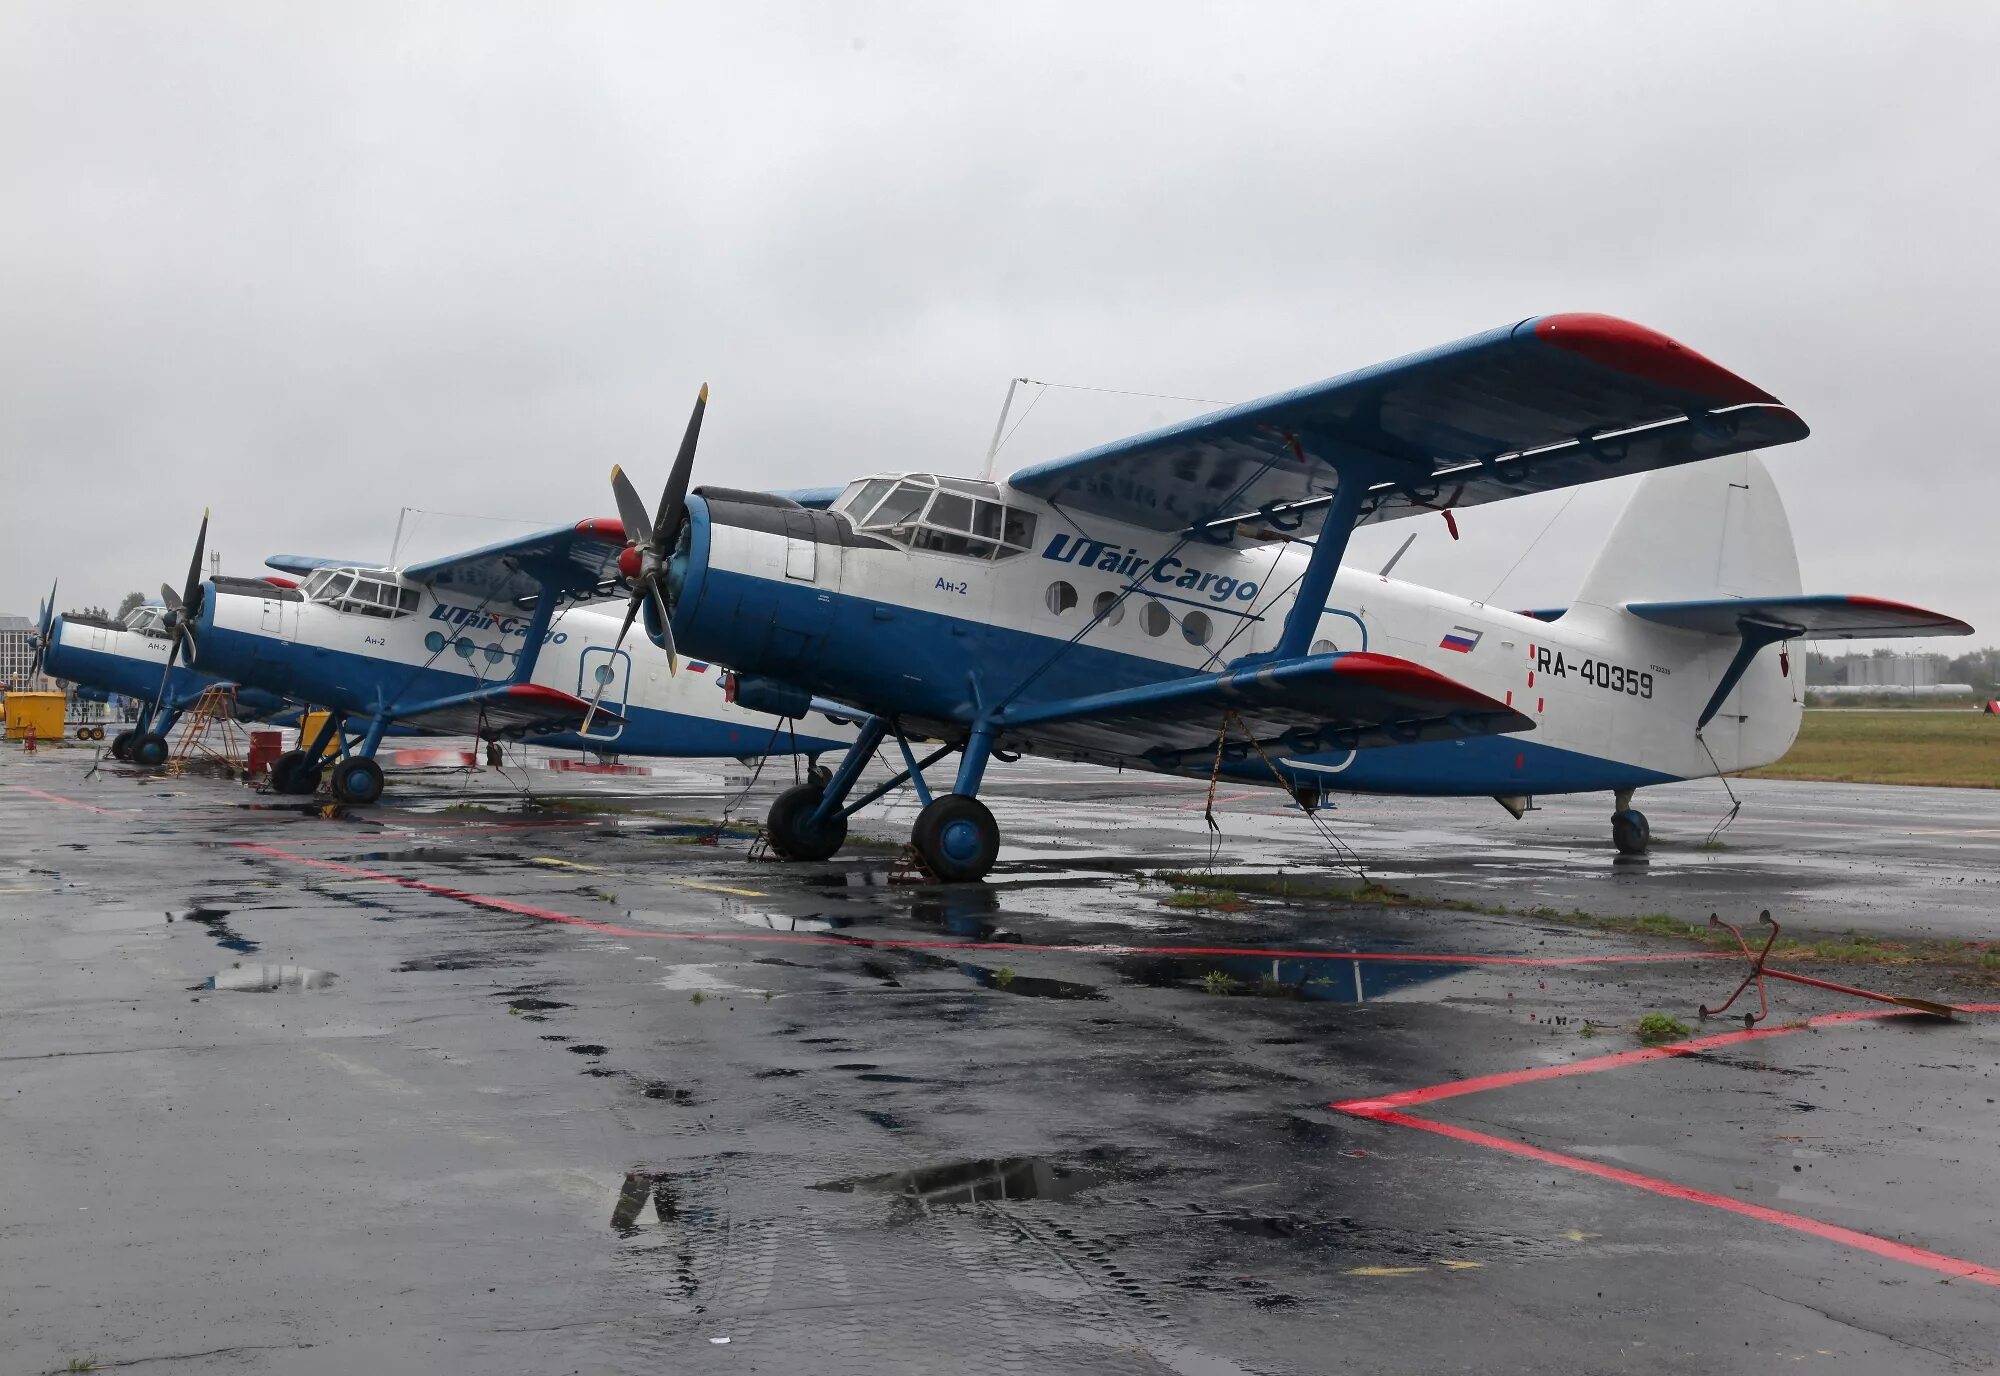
[1575,452,1801,608]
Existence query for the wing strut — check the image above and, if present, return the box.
[1256,467,1373,664]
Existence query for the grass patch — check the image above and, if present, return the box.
[1636,1011,1692,1043]
[1200,970,1237,996]
[1151,872,2000,985]
[1748,710,2000,789]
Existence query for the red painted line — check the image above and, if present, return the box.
[7,785,122,815]
[1333,1008,1922,1113]
[232,841,1714,968]
[1333,1004,2000,1287]
[1341,1106,2000,1288]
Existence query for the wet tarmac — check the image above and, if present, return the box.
[3,745,1998,1374]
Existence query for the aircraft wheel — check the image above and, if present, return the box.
[110,730,135,761]
[130,733,170,769]
[1612,807,1650,856]
[330,757,385,806]
[269,750,323,796]
[766,783,847,861]
[911,794,1000,883]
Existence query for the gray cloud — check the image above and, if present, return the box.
[4,2,1996,653]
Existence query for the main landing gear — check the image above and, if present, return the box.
[116,703,183,770]
[763,718,1006,882]
[1611,787,1651,856]
[267,712,392,804]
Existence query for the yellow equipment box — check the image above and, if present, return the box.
[298,709,340,758]
[4,692,67,742]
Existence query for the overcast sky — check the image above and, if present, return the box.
[4,2,1996,652]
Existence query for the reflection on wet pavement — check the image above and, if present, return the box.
[170,906,258,953]
[196,963,336,992]
[816,1156,1105,1208]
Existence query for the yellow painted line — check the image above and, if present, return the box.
[1561,1229,1602,1243]
[0,886,42,893]
[1436,1259,1484,1271]
[530,856,601,872]
[672,879,768,898]
[1343,1266,1427,1277]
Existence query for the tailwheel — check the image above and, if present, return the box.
[1612,807,1651,856]
[129,732,170,769]
[911,794,1000,883]
[765,782,847,861]
[268,750,324,796]
[109,730,135,761]
[330,757,385,806]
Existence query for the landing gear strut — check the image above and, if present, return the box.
[1611,788,1650,856]
[762,717,1007,882]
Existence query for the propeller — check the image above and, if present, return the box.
[31,579,56,677]
[151,510,210,711]
[582,385,708,738]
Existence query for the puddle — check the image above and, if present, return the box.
[504,996,571,1013]
[610,1169,682,1236]
[816,1156,1106,1207]
[639,1080,697,1104]
[170,907,259,954]
[568,1043,609,1056]
[194,964,336,992]
[959,961,1101,1000]
[1121,954,1464,1003]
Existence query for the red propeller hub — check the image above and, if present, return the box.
[617,546,644,581]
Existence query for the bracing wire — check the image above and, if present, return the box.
[1696,731,1744,847]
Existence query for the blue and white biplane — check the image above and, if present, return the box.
[187,492,855,803]
[34,525,295,765]
[604,313,1971,879]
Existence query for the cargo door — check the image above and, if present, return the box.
[577,646,631,741]
[783,511,817,582]
[260,597,298,639]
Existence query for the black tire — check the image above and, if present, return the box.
[1612,807,1650,856]
[766,783,847,861]
[129,732,170,769]
[269,750,323,796]
[911,794,1000,883]
[330,757,385,806]
[110,730,135,761]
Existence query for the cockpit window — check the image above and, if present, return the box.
[302,567,419,618]
[123,607,170,638]
[833,473,1038,561]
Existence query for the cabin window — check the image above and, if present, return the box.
[1182,610,1212,646]
[1310,638,1337,655]
[1045,581,1077,615]
[483,643,505,665]
[310,568,419,619]
[841,473,1038,560]
[1093,590,1125,627]
[1140,601,1171,637]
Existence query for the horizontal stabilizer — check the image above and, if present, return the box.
[1627,595,1972,640]
[996,651,1532,766]
[392,682,626,739]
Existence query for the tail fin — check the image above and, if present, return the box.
[1575,452,1800,608]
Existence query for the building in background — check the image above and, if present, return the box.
[0,614,39,690]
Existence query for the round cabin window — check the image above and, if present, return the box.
[1310,638,1338,655]
[1093,590,1125,626]
[1182,610,1212,646]
[484,644,505,665]
[424,630,448,653]
[1045,581,1078,615]
[1140,601,1171,637]
[454,637,476,659]
[594,663,616,685]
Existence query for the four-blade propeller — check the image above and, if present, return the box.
[152,509,210,710]
[31,580,57,677]
[583,385,707,738]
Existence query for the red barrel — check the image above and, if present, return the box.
[247,729,283,777]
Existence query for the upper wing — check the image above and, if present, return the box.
[996,651,1532,767]
[398,518,630,604]
[1005,313,1805,543]
[1626,595,1973,639]
[391,682,625,738]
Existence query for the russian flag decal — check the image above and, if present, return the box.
[687,661,709,673]
[1439,626,1482,653]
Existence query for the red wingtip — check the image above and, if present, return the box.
[1532,313,1779,407]
[575,517,627,541]
[1336,650,1523,714]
